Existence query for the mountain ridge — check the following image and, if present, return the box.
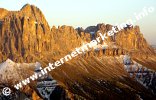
[0,4,156,100]
[0,4,155,63]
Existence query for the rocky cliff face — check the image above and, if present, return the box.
[0,8,8,19]
[0,4,86,63]
[51,25,82,53]
[0,4,53,62]
[83,23,155,59]
[0,4,154,63]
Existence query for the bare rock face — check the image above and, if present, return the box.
[0,8,8,19]
[84,23,112,33]
[0,4,155,63]
[91,24,155,56]
[114,26,154,55]
[0,4,54,62]
[51,25,82,53]
[0,4,85,62]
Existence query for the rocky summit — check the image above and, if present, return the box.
[0,4,156,100]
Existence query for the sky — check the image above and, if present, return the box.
[0,0,156,45]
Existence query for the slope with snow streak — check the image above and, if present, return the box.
[0,59,20,84]
[0,59,36,84]
[49,55,155,99]
[123,55,156,94]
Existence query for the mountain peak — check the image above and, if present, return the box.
[20,4,38,13]
[5,59,15,64]
[21,4,32,10]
